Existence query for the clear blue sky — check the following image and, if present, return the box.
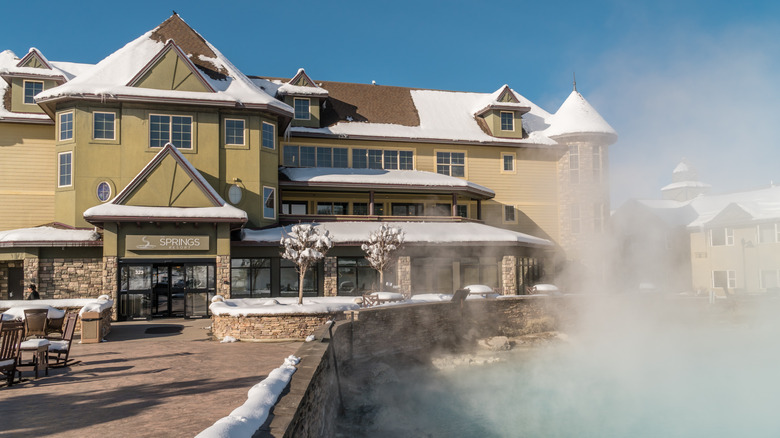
[3,0,780,205]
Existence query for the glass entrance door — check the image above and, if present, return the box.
[120,261,215,320]
[152,265,185,317]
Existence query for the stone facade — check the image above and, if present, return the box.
[102,256,118,318]
[396,256,411,297]
[216,255,231,298]
[501,255,517,295]
[323,257,337,297]
[211,312,348,341]
[0,260,23,299]
[38,258,103,299]
[24,257,38,290]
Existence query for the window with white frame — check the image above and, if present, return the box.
[59,111,74,141]
[150,114,192,149]
[710,227,734,246]
[224,118,245,145]
[760,270,779,289]
[593,145,603,182]
[569,145,579,183]
[294,98,310,120]
[23,80,43,104]
[500,111,514,131]
[58,152,72,187]
[262,122,275,149]
[93,112,116,140]
[758,223,778,244]
[502,153,515,172]
[96,181,111,202]
[436,151,465,177]
[712,270,736,289]
[263,187,276,219]
[571,204,580,234]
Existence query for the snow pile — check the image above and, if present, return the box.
[195,355,301,438]
[220,336,237,343]
[210,297,359,316]
[2,305,66,320]
[0,226,100,244]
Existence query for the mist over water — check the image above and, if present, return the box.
[338,297,780,437]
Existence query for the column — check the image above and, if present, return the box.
[397,256,411,298]
[102,256,119,320]
[217,255,231,298]
[323,257,338,296]
[501,255,517,295]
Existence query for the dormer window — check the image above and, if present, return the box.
[23,80,43,104]
[294,98,310,120]
[500,111,514,131]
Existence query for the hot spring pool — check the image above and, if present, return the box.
[337,317,780,437]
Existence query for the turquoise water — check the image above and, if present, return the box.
[342,321,780,437]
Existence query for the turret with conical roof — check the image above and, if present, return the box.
[661,158,711,201]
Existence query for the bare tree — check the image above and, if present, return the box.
[281,224,333,304]
[361,224,404,291]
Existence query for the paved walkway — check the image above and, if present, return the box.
[1,319,302,438]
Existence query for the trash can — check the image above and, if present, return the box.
[81,311,102,344]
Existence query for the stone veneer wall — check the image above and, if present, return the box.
[102,257,118,319]
[216,255,231,298]
[397,256,411,297]
[323,257,337,297]
[38,258,103,299]
[211,312,347,341]
[501,255,517,295]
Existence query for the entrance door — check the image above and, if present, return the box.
[152,265,186,317]
[8,267,24,300]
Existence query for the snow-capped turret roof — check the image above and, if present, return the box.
[35,14,292,117]
[544,90,617,141]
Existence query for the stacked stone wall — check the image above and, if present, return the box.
[211,312,346,341]
[38,258,103,299]
[323,257,337,297]
[216,255,231,298]
[502,255,517,295]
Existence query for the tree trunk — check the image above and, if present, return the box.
[298,267,306,305]
[379,269,384,292]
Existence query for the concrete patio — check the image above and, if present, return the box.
[1,319,302,437]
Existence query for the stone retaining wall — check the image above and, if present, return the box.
[211,312,346,341]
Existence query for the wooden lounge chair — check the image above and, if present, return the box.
[1,321,25,386]
[23,308,48,339]
[48,313,77,368]
[45,316,64,338]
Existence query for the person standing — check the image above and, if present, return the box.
[26,284,40,300]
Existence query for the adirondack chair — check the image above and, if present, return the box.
[23,308,48,339]
[1,321,25,386]
[48,313,78,368]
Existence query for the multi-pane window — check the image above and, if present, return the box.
[593,145,603,182]
[456,204,468,219]
[353,148,413,170]
[391,203,423,216]
[294,98,310,120]
[353,203,369,215]
[430,204,451,216]
[317,202,348,215]
[711,228,734,246]
[263,187,276,219]
[96,181,111,202]
[59,112,73,141]
[352,149,368,168]
[502,153,515,172]
[58,152,72,187]
[150,115,192,149]
[261,122,275,149]
[500,111,514,131]
[23,80,43,104]
[569,145,579,183]
[93,112,116,140]
[224,119,245,145]
[337,257,377,295]
[758,223,778,244]
[282,201,307,215]
[712,270,736,289]
[367,149,383,169]
[384,150,398,169]
[399,151,413,169]
[761,270,779,289]
[571,204,580,234]
[231,258,271,298]
[504,205,516,222]
[436,152,465,177]
[283,145,349,167]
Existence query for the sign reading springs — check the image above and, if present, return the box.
[127,235,210,251]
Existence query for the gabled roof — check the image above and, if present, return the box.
[473,85,531,117]
[17,48,54,70]
[84,143,247,224]
[279,167,495,199]
[543,90,617,143]
[35,14,292,118]
[277,68,329,98]
[0,48,68,83]
[126,40,216,92]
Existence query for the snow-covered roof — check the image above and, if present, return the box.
[242,221,552,247]
[0,226,101,247]
[661,181,712,191]
[34,14,292,116]
[635,185,780,229]
[291,87,558,146]
[276,68,329,97]
[543,90,617,140]
[279,167,495,199]
[472,85,531,116]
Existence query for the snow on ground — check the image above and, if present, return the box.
[0,298,113,319]
[196,355,300,438]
